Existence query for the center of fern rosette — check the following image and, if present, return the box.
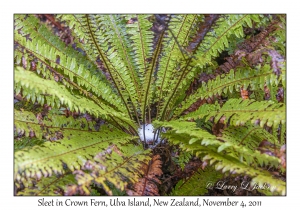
[138,124,162,147]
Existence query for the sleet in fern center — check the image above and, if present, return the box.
[138,124,164,148]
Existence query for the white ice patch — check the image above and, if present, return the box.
[138,124,155,142]
[138,124,162,148]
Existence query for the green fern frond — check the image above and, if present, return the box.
[192,15,260,64]
[15,107,150,195]
[14,115,134,180]
[125,15,154,82]
[56,15,136,120]
[154,120,285,195]
[15,109,42,138]
[155,15,203,119]
[14,132,135,181]
[91,15,142,121]
[66,144,150,195]
[202,152,285,195]
[158,15,262,120]
[175,65,285,117]
[173,150,193,170]
[14,15,105,80]
[279,123,286,144]
[44,113,96,131]
[221,124,282,150]
[125,15,155,124]
[155,120,281,167]
[14,21,126,115]
[15,109,97,140]
[17,174,76,196]
[14,137,45,152]
[170,166,223,196]
[125,15,157,124]
[15,67,134,128]
[106,15,142,98]
[184,98,285,130]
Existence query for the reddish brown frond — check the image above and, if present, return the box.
[127,154,163,196]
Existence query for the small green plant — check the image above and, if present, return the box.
[14,14,286,196]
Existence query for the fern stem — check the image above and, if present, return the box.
[108,15,142,100]
[148,104,151,123]
[168,27,188,61]
[108,15,142,126]
[142,32,164,125]
[85,15,135,122]
[136,15,149,85]
[155,15,190,118]
[142,158,152,195]
[142,32,164,146]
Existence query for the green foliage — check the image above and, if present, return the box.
[172,150,193,170]
[184,98,285,130]
[14,109,141,180]
[157,15,262,121]
[14,14,286,196]
[221,123,282,150]
[176,64,285,117]
[154,15,204,119]
[65,144,150,195]
[15,66,134,128]
[17,174,76,196]
[14,137,45,152]
[154,120,285,195]
[170,166,223,196]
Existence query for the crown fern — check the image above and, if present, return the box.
[14,14,286,196]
